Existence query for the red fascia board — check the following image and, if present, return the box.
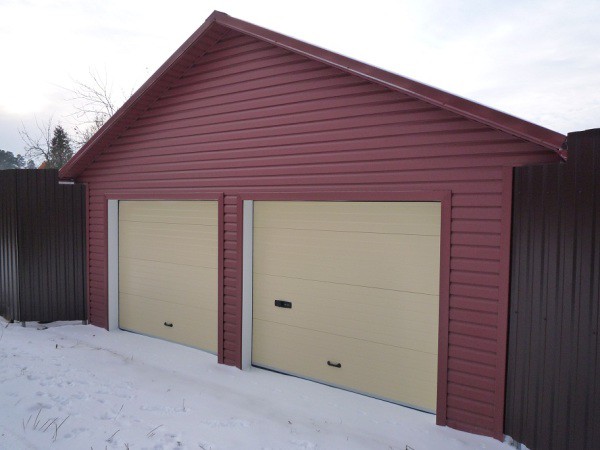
[59,10,566,179]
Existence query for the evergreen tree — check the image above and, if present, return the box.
[46,125,73,169]
[0,149,35,169]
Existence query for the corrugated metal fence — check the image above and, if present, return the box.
[0,169,86,323]
[505,128,600,449]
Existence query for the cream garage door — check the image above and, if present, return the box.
[119,201,218,353]
[252,201,441,412]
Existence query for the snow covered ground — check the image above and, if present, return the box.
[0,319,512,449]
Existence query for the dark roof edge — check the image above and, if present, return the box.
[214,12,566,156]
[60,11,566,179]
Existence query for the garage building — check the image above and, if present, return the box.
[59,11,565,440]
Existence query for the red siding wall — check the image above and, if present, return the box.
[77,30,560,438]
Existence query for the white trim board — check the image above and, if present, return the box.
[241,200,254,369]
[107,200,119,331]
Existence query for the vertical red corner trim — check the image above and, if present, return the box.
[494,166,514,441]
[217,194,225,364]
[436,191,452,426]
[235,195,244,369]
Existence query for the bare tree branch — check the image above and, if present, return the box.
[65,67,130,148]
[19,115,54,163]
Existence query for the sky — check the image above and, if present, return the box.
[0,0,598,157]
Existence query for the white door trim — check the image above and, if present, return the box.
[241,200,254,369]
[107,199,119,331]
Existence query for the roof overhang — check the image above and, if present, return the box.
[59,11,567,179]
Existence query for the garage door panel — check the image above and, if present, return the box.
[120,293,217,352]
[119,200,217,226]
[119,200,217,353]
[252,200,441,411]
[119,222,217,268]
[253,320,437,412]
[119,257,217,309]
[253,273,438,353]
[254,228,440,296]
[254,201,441,235]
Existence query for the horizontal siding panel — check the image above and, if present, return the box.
[85,150,533,180]
[223,331,237,342]
[449,320,497,339]
[76,178,505,195]
[96,134,532,168]
[447,395,494,418]
[449,308,498,326]
[146,73,362,116]
[450,270,500,287]
[223,342,238,352]
[119,107,461,144]
[450,296,499,314]
[140,81,392,124]
[451,233,500,247]
[224,286,237,297]
[104,127,512,158]
[452,207,502,221]
[223,350,237,360]
[452,220,501,234]
[448,407,493,434]
[223,277,237,287]
[452,194,503,207]
[448,383,495,404]
[448,345,497,367]
[178,46,310,86]
[451,258,500,273]
[111,119,489,152]
[449,334,497,353]
[448,358,496,379]
[451,245,500,261]
[447,369,495,392]
[224,260,238,269]
[130,92,417,133]
[80,162,503,184]
[223,323,238,333]
[451,284,498,300]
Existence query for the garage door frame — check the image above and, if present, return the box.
[239,190,452,424]
[105,191,224,359]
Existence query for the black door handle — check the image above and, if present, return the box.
[327,361,341,368]
[164,322,173,327]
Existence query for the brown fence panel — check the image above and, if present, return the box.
[505,128,600,449]
[0,170,19,320]
[0,169,86,323]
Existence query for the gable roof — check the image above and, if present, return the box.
[59,11,567,179]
